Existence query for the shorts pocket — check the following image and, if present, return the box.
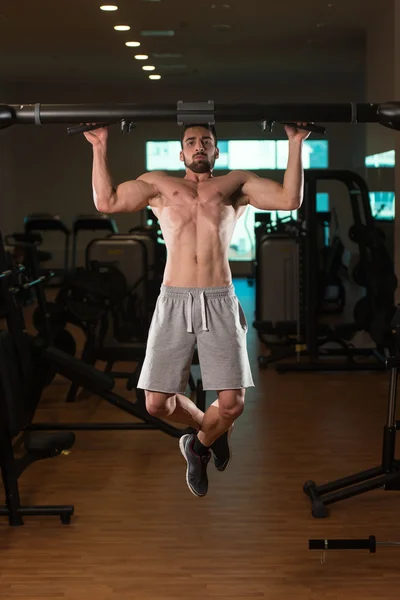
[237,299,248,332]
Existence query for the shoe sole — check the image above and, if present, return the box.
[179,436,207,498]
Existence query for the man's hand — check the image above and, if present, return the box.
[83,123,109,147]
[284,122,312,143]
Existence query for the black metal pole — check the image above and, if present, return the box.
[0,102,383,126]
[304,175,319,360]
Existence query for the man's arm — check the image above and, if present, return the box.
[239,124,310,211]
[92,146,161,214]
[83,125,161,214]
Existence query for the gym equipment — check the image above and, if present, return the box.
[86,234,152,337]
[0,232,75,526]
[303,305,400,518]
[253,215,304,365]
[24,213,70,284]
[1,101,400,132]
[0,330,75,526]
[71,213,119,270]
[309,536,400,562]
[2,230,205,435]
[272,170,391,373]
[4,234,77,367]
[56,261,147,401]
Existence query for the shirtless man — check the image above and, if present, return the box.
[84,120,309,497]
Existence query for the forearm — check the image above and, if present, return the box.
[92,145,116,211]
[282,140,304,207]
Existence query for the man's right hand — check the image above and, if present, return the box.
[83,123,108,147]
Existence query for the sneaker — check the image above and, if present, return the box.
[211,427,233,472]
[179,433,211,497]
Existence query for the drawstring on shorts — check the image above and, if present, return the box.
[186,291,208,333]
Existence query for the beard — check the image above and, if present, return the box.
[184,153,215,173]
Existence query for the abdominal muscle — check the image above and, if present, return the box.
[159,204,236,288]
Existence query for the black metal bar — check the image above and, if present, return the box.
[2,102,382,126]
[0,232,31,377]
[320,470,400,505]
[303,176,318,359]
[27,422,158,431]
[309,537,376,552]
[276,360,385,372]
[67,122,112,136]
[0,431,24,526]
[0,505,74,523]
[314,466,384,496]
[281,121,326,135]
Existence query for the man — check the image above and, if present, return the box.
[84,120,309,497]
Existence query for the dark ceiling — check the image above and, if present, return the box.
[0,0,375,88]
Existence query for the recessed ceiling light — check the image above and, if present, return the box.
[211,3,231,7]
[100,5,118,10]
[142,65,156,71]
[135,54,149,60]
[140,30,175,37]
[149,74,161,80]
[114,25,130,31]
[125,41,141,47]
[316,23,326,28]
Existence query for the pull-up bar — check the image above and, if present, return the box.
[0,100,399,134]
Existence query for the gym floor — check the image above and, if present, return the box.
[1,278,399,600]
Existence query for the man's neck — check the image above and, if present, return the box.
[184,170,213,182]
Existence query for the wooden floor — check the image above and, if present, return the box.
[1,279,400,599]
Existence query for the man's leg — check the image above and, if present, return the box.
[145,390,204,430]
[179,389,245,497]
[197,389,244,447]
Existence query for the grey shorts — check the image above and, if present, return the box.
[137,284,255,393]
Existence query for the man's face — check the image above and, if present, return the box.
[180,126,219,173]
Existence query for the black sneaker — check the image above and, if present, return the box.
[211,428,232,472]
[179,433,211,497]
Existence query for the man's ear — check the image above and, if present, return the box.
[215,147,220,159]
[179,150,184,162]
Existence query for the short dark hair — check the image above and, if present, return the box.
[180,123,218,148]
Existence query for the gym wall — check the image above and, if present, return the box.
[0,75,365,268]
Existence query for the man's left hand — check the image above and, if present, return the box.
[284,122,312,142]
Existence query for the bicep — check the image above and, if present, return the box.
[241,172,285,210]
[114,175,160,213]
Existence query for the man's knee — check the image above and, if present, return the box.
[145,390,175,417]
[218,389,245,421]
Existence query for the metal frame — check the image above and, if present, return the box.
[274,170,388,373]
[0,101,399,133]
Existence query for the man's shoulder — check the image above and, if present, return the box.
[138,170,169,181]
[225,169,256,183]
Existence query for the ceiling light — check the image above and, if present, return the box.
[135,54,149,60]
[114,25,130,31]
[100,5,118,10]
[140,30,175,37]
[125,41,141,47]
[316,23,326,28]
[149,74,161,80]
[142,65,156,71]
